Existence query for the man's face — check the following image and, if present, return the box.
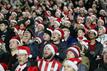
[63,62,75,71]
[17,54,28,64]
[77,30,85,37]
[51,32,60,42]
[62,28,70,38]
[9,39,19,49]
[23,31,32,40]
[88,32,96,40]
[43,33,51,41]
[66,51,75,59]
[0,23,7,31]
[43,47,53,59]
[98,28,104,36]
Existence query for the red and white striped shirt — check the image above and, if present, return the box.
[38,59,62,71]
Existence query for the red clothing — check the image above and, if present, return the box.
[38,58,62,71]
[89,43,96,51]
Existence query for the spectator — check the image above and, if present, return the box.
[11,46,38,71]
[8,36,21,70]
[86,29,104,71]
[95,48,107,71]
[62,27,77,48]
[21,29,39,59]
[61,58,81,71]
[51,28,67,62]
[39,28,52,58]
[96,26,107,48]
[37,44,62,71]
[0,20,15,53]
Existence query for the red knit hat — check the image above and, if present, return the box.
[44,44,58,55]
[10,36,20,44]
[66,46,80,58]
[17,46,32,58]
[88,29,97,37]
[63,58,81,71]
[54,28,64,39]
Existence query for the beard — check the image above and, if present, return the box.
[44,53,53,60]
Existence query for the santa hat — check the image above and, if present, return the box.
[63,58,81,71]
[17,46,32,58]
[98,26,106,33]
[35,16,43,23]
[37,24,44,30]
[54,28,64,39]
[10,36,20,44]
[54,21,61,27]
[10,20,17,24]
[35,37,42,44]
[44,44,58,56]
[44,28,53,37]
[11,12,17,16]
[66,47,80,58]
[88,29,97,37]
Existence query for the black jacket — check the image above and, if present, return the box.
[95,63,107,71]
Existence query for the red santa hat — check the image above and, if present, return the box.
[37,24,44,30]
[35,37,42,44]
[17,46,32,58]
[10,36,20,44]
[63,58,81,71]
[88,29,98,37]
[44,44,58,56]
[66,46,80,58]
[35,16,43,23]
[54,28,64,39]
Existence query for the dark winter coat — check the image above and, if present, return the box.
[94,63,107,71]
[85,40,103,71]
[0,28,15,53]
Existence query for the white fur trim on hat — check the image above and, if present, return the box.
[10,39,20,44]
[64,60,78,71]
[18,50,28,55]
[45,44,55,55]
[10,20,17,23]
[54,21,60,26]
[69,47,79,57]
[89,29,97,36]
[47,28,53,34]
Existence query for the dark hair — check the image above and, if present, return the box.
[0,20,9,26]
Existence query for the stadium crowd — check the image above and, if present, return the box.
[0,0,107,71]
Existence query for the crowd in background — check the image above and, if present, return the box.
[0,0,107,71]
